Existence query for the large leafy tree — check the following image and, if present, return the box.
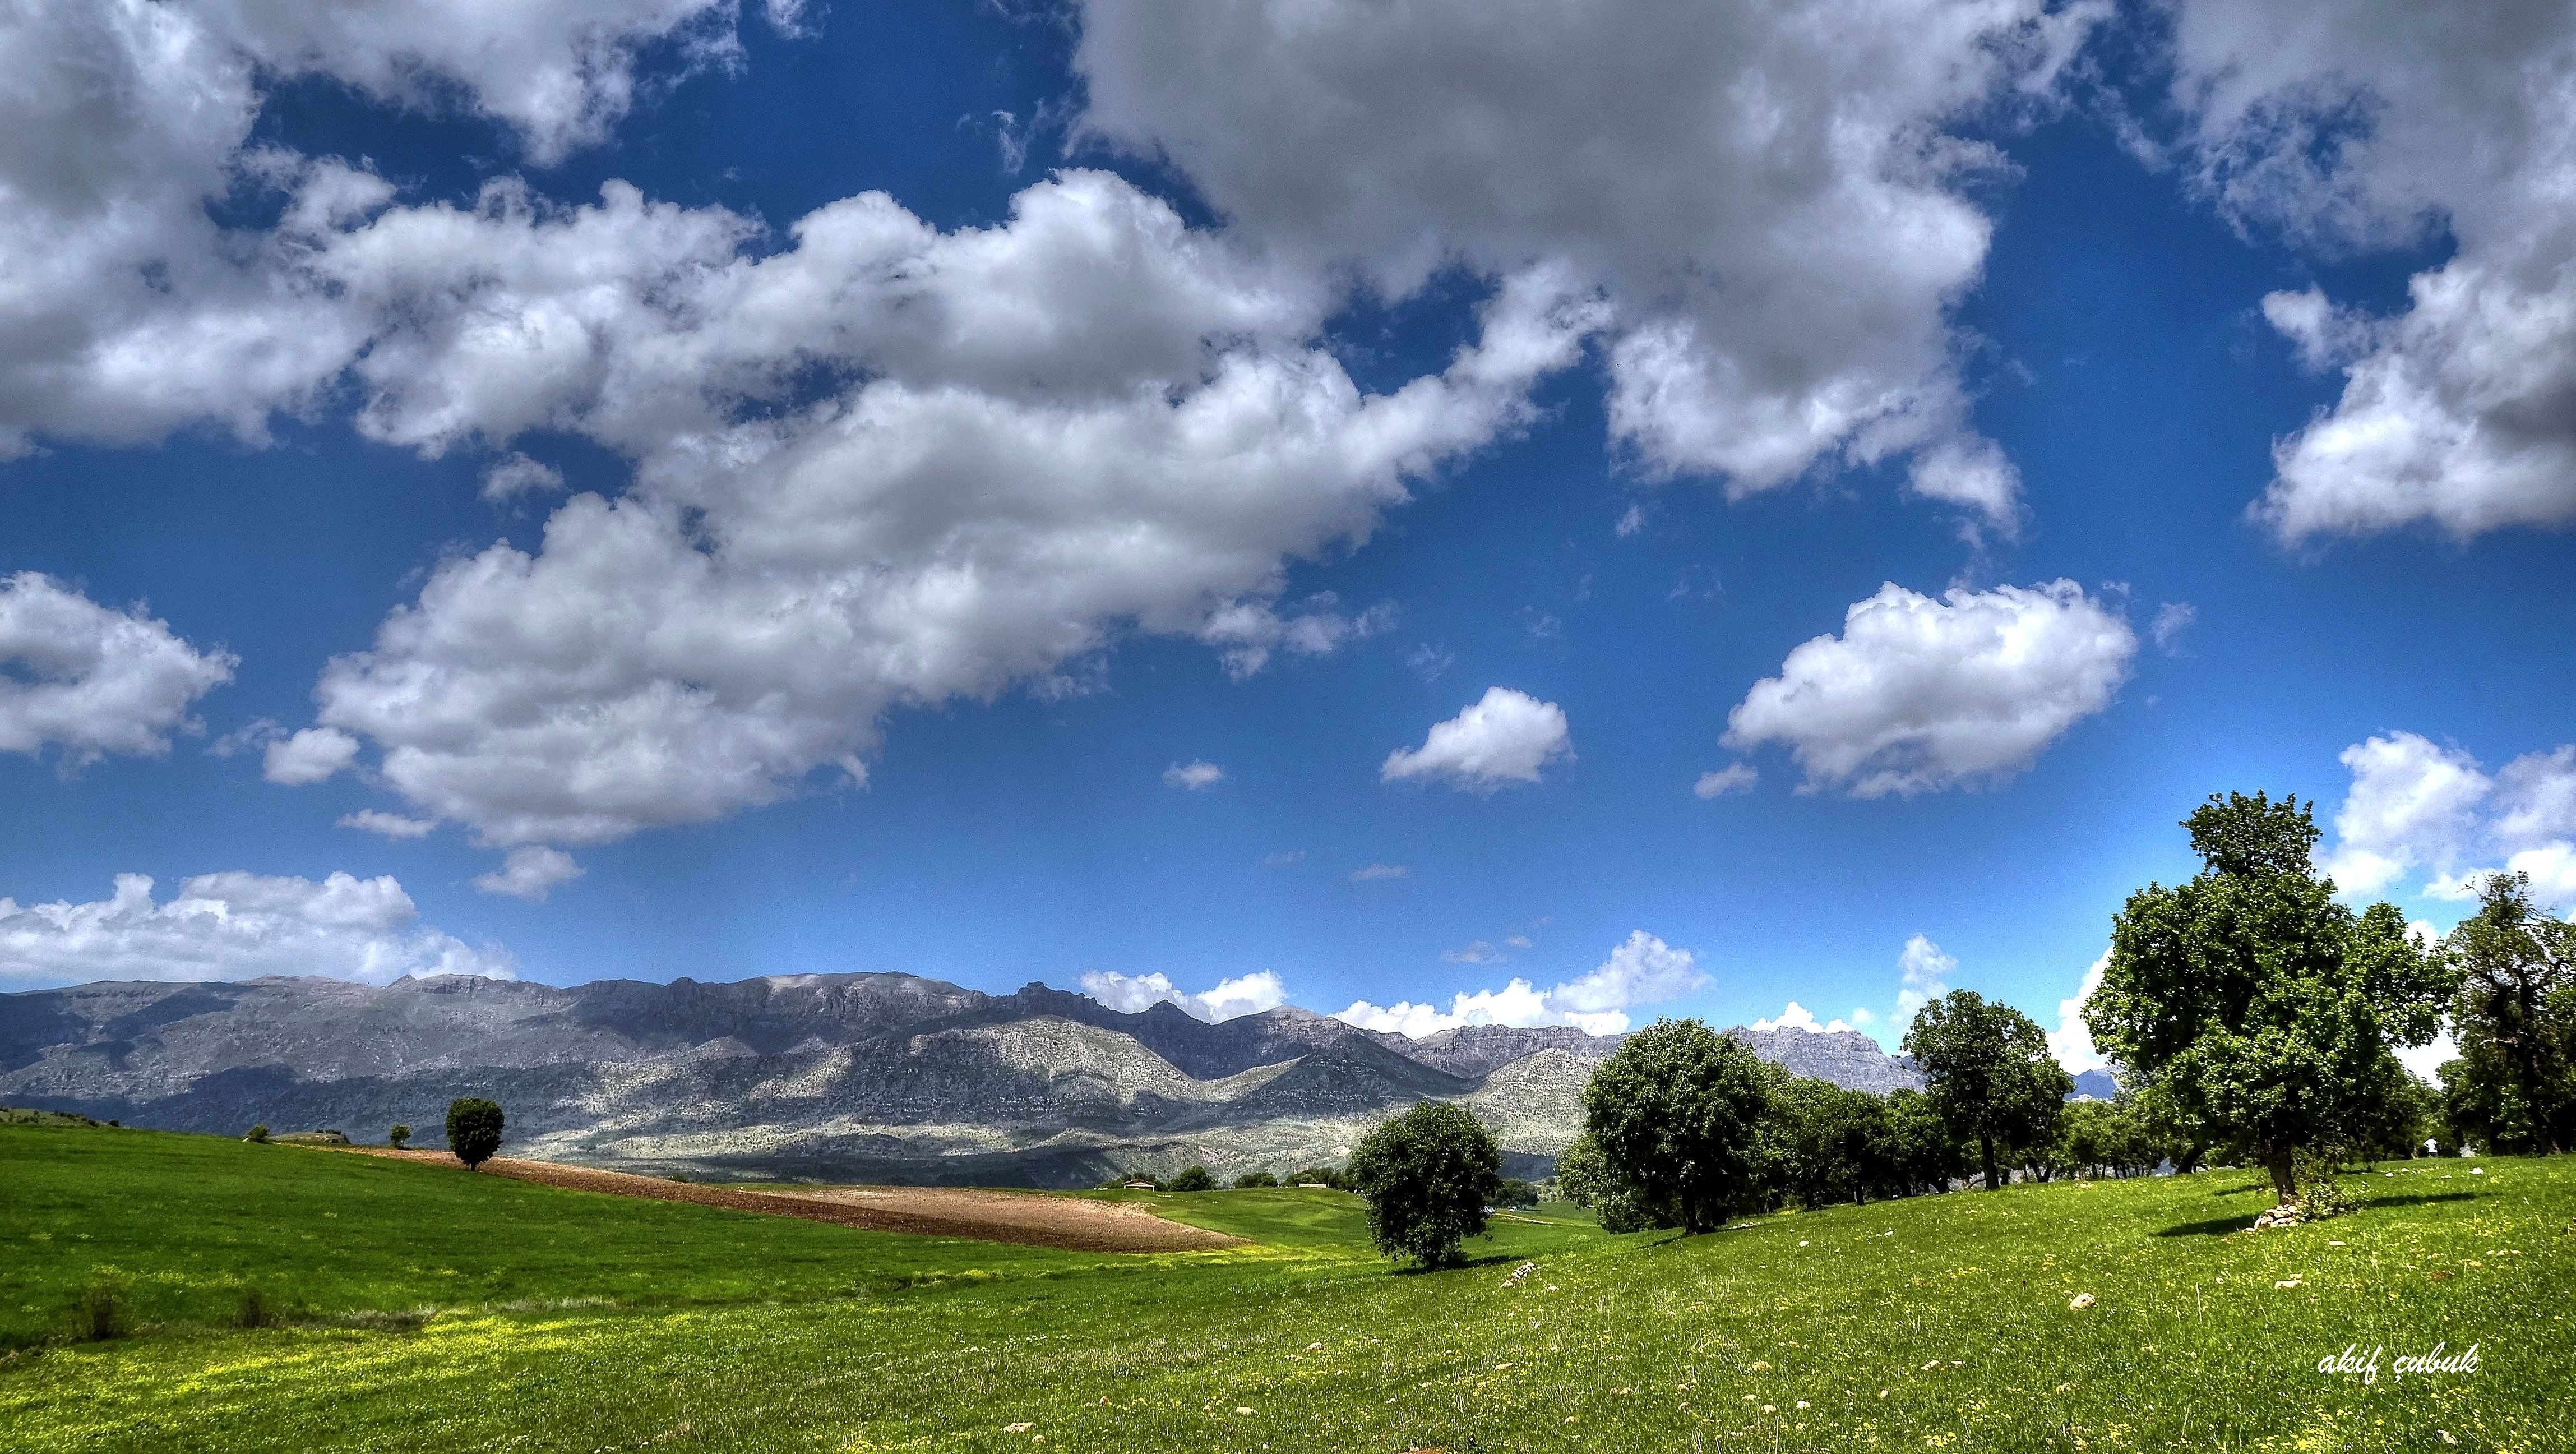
[2085,791,2452,1201]
[444,1097,505,1171]
[1581,1019,1775,1234]
[1904,990,2071,1190]
[2441,870,2576,1154]
[1765,1076,1891,1209]
[1345,1101,1502,1267]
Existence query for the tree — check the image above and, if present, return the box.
[1168,1165,1217,1192]
[2442,871,2576,1154]
[1765,1076,1890,1209]
[387,1124,411,1150]
[2085,791,2452,1202]
[1879,1087,1970,1196]
[245,1124,269,1144]
[1232,1170,1279,1189]
[1345,1101,1503,1267]
[1286,1166,1348,1190]
[1582,1019,1776,1234]
[445,1097,505,1171]
[1495,1178,1540,1207]
[1904,990,2071,1190]
[1553,1133,1611,1207]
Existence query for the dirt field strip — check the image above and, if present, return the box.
[346,1148,1242,1253]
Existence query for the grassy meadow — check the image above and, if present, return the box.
[3,1121,2570,1452]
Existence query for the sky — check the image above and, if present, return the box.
[4,1,2574,1078]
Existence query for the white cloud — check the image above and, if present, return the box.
[1162,760,1225,791]
[1338,929,1705,1038]
[480,452,567,504]
[2395,1028,2460,1085]
[2047,952,2110,1075]
[262,726,360,786]
[1849,1006,1877,1026]
[1723,580,2135,797]
[2161,2,2576,541]
[471,846,584,902]
[1075,0,2107,534]
[1750,1001,1856,1035]
[1896,933,1955,1018]
[1442,940,1505,966]
[2150,602,2196,654]
[0,870,511,987]
[0,573,235,769]
[0,0,769,460]
[1077,968,1286,1023]
[1348,864,1408,883]
[339,810,438,840]
[1380,687,1574,793]
[1694,764,1758,799]
[2315,732,2576,910]
[1198,595,1396,680]
[1613,505,1645,538]
[300,180,1600,849]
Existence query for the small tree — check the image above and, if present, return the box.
[387,1124,412,1150]
[445,1097,505,1171]
[1905,990,2071,1190]
[1583,1019,1775,1233]
[1168,1165,1216,1192]
[1232,1170,1279,1189]
[1346,1101,1502,1267]
[2087,792,2453,1202]
[245,1124,269,1144]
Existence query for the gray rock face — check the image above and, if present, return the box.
[2,972,1927,1185]
[1725,1026,1925,1095]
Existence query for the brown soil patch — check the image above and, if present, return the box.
[348,1148,1241,1253]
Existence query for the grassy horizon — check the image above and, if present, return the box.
[3,1123,2569,1451]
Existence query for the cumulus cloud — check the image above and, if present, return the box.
[480,452,567,504]
[262,726,360,786]
[1896,933,1956,1017]
[0,0,770,460]
[0,573,235,769]
[1380,687,1573,793]
[2161,2,2576,541]
[1694,764,1758,799]
[0,870,511,987]
[1750,1001,1856,1035]
[471,846,584,902]
[2047,951,2109,1074]
[1162,760,1224,791]
[1338,929,1705,1037]
[1078,968,1287,1023]
[296,181,1601,849]
[339,809,437,840]
[1075,0,2107,534]
[2320,731,2576,908]
[1723,580,2135,797]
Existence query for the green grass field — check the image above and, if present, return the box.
[3,1123,2569,1452]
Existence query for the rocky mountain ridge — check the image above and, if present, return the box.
[2,971,1924,1187]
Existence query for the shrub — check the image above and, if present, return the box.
[1347,1101,1503,1268]
[245,1124,269,1143]
[1495,1178,1539,1207]
[387,1124,411,1149]
[2290,1147,2357,1221]
[1232,1170,1279,1189]
[1168,1165,1217,1192]
[444,1097,505,1170]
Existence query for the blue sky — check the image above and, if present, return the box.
[5,1,2573,1074]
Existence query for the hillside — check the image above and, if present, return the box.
[1,972,1921,1185]
[1,1121,2560,1451]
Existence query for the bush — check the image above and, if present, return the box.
[1168,1165,1217,1192]
[1347,1101,1502,1268]
[1232,1170,1279,1189]
[245,1124,269,1144]
[2290,1147,2357,1221]
[444,1098,505,1170]
[1495,1178,1539,1207]
[387,1124,411,1149]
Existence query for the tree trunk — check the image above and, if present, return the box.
[2264,1142,2295,1203]
[1980,1133,2000,1192]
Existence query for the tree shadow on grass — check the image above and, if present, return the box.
[2157,1191,2479,1236]
[2362,1193,2478,1210]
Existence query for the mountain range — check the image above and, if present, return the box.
[2,972,1925,1187]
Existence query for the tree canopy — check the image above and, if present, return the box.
[444,1097,504,1171]
[1581,1019,1775,1233]
[2085,791,2451,1199]
[2441,870,2576,1154]
[1345,1101,1502,1267]
[1903,990,2071,1190]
